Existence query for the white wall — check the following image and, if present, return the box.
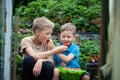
[112,0,120,80]
[4,0,12,80]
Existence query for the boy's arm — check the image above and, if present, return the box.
[46,55,54,64]
[46,40,55,64]
[57,45,80,63]
[25,45,67,60]
[33,58,53,77]
[60,61,66,68]
[57,53,75,63]
[21,38,67,60]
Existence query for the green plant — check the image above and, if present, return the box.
[80,40,100,55]
[79,53,89,70]
[78,39,100,69]
[15,0,101,32]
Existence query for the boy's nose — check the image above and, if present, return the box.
[48,34,51,38]
[64,37,68,40]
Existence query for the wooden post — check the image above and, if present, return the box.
[13,16,19,80]
[98,0,109,80]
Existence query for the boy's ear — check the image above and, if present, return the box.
[35,29,40,35]
[73,34,76,40]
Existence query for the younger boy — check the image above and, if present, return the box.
[53,23,90,80]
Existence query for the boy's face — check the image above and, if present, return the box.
[60,30,75,46]
[35,27,52,43]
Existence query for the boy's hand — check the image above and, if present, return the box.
[33,59,43,77]
[47,39,55,50]
[54,45,68,53]
[61,61,66,68]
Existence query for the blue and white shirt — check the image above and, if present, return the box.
[53,43,81,68]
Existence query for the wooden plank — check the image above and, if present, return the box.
[13,15,19,80]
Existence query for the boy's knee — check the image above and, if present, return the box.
[54,68,60,77]
[82,75,90,80]
[23,56,35,65]
[81,72,90,80]
[53,68,60,80]
[43,61,54,69]
[54,68,60,74]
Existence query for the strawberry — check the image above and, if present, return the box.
[63,43,69,46]
[46,39,50,43]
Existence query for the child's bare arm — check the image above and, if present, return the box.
[47,55,54,64]
[33,59,43,77]
[57,53,75,63]
[60,61,66,68]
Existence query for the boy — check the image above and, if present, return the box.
[21,16,68,80]
[53,23,90,80]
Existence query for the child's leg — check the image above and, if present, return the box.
[38,61,54,80]
[22,56,36,80]
[81,72,90,80]
[53,68,60,80]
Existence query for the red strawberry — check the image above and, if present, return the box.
[46,39,50,43]
[63,43,69,46]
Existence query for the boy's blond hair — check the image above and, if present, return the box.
[60,22,76,34]
[32,16,54,32]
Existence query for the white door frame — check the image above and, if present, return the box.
[4,0,12,80]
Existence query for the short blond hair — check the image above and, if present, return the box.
[32,16,54,32]
[60,22,76,34]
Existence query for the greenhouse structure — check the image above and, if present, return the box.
[0,0,120,80]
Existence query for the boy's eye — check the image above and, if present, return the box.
[46,33,49,35]
[62,35,71,38]
[67,36,71,38]
[62,35,65,38]
[46,33,51,35]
